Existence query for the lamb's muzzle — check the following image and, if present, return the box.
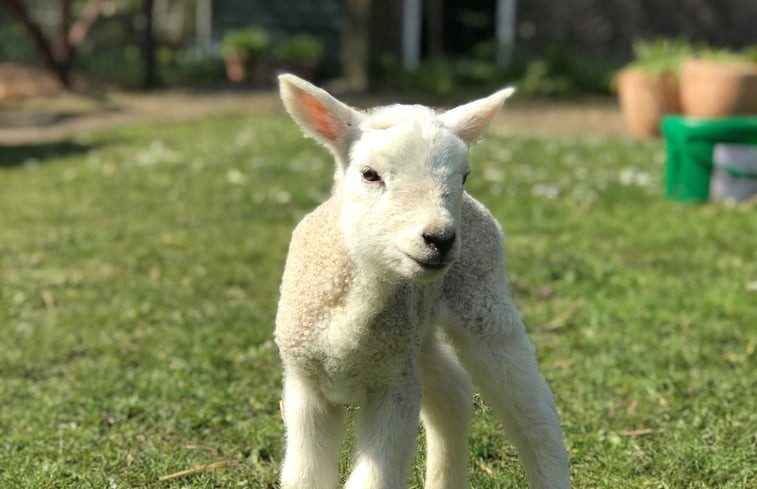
[423,229,455,256]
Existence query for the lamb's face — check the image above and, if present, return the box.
[340,108,469,282]
[278,74,512,283]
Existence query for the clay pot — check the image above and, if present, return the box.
[223,54,247,82]
[223,54,270,85]
[680,59,757,118]
[617,69,682,138]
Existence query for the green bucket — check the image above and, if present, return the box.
[661,116,757,202]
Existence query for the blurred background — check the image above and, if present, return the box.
[1,0,755,98]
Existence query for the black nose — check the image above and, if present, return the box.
[423,231,456,257]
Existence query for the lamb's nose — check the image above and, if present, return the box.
[423,231,456,257]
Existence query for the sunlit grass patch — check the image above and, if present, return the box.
[1,111,754,488]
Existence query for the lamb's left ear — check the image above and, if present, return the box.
[279,74,363,158]
[439,87,515,145]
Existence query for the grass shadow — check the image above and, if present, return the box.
[0,140,95,167]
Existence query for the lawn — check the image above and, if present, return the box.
[1,108,755,489]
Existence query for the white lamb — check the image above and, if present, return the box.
[274,74,571,489]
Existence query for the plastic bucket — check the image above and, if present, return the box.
[662,116,757,202]
[709,143,757,202]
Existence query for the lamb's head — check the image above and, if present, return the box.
[279,74,513,283]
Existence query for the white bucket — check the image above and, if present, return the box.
[709,143,757,202]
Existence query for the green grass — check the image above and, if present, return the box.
[1,110,755,488]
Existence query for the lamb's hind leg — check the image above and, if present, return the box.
[444,308,570,489]
[419,332,473,489]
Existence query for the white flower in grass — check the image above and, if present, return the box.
[234,130,255,147]
[483,167,506,182]
[560,152,579,166]
[226,169,246,185]
[573,166,589,181]
[570,186,598,203]
[136,140,180,166]
[619,167,652,187]
[494,147,513,162]
[273,189,291,204]
[532,183,560,199]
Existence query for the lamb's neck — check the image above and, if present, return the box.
[347,265,406,308]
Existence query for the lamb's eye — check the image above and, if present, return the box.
[462,172,469,185]
[361,168,382,183]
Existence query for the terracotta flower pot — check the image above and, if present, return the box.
[680,58,757,118]
[224,54,247,82]
[223,54,270,86]
[618,69,682,138]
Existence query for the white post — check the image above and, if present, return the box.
[496,0,516,67]
[195,0,213,55]
[402,0,422,70]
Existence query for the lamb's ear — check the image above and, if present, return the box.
[439,87,515,145]
[279,74,363,156]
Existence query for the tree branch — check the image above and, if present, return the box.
[0,0,60,73]
[68,0,104,48]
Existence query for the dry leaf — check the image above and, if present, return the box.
[476,459,494,476]
[621,428,653,438]
[158,460,239,482]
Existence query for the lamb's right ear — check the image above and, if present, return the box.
[279,74,363,156]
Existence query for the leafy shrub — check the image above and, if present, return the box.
[697,45,756,64]
[518,60,573,96]
[222,26,270,59]
[383,39,615,99]
[744,45,757,63]
[625,38,694,76]
[624,38,757,77]
[272,35,324,65]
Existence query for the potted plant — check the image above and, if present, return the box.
[221,25,270,85]
[271,34,324,79]
[680,48,757,118]
[615,39,692,138]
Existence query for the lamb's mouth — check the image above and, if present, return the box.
[405,254,452,271]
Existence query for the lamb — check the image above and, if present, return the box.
[274,73,571,489]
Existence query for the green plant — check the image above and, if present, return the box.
[272,35,323,65]
[518,59,574,96]
[743,45,757,63]
[625,38,694,76]
[697,46,756,64]
[386,38,616,99]
[221,26,270,59]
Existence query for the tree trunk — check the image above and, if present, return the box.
[55,0,72,87]
[342,0,371,90]
[0,0,62,82]
[140,0,159,89]
[424,0,443,59]
[0,0,104,90]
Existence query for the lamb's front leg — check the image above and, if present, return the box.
[280,368,345,489]
[419,332,473,489]
[345,369,421,489]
